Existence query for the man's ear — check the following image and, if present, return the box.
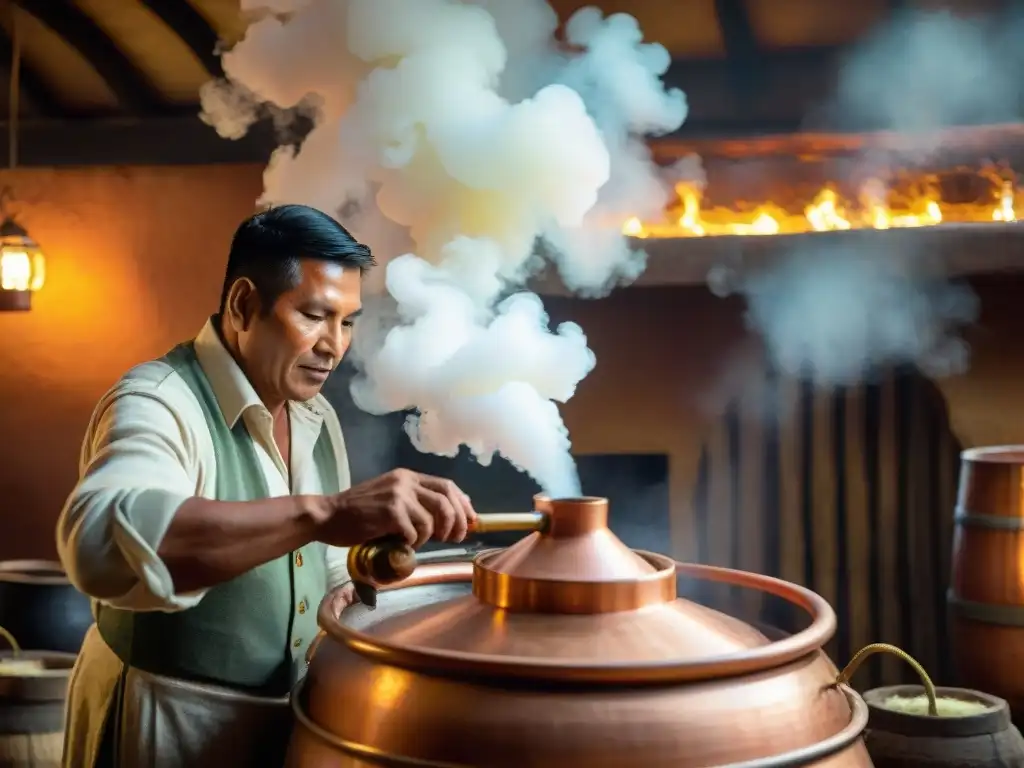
[225,278,261,332]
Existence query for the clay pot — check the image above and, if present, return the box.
[863,685,1024,768]
[287,496,872,768]
[0,561,93,654]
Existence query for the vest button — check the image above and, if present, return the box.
[298,600,306,614]
[293,638,303,648]
[295,551,303,567]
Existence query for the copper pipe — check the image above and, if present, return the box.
[471,512,547,534]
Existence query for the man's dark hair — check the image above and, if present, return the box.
[218,204,375,314]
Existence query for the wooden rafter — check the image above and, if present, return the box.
[0,24,59,117]
[713,0,763,97]
[141,0,223,79]
[13,0,166,115]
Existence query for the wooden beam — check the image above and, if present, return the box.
[0,27,61,117]
[0,115,281,166]
[141,0,223,78]
[4,111,1020,169]
[12,0,166,115]
[713,0,763,97]
[652,122,1024,164]
[0,111,820,168]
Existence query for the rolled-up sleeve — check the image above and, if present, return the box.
[56,378,207,612]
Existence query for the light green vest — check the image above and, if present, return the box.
[95,342,338,696]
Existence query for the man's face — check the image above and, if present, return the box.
[234,259,362,404]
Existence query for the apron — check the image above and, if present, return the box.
[66,626,292,768]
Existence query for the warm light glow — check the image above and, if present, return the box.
[624,171,1018,239]
[994,180,1017,223]
[0,238,45,292]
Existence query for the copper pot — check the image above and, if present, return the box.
[287,497,872,768]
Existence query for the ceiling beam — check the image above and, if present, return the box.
[0,115,281,166]
[140,0,223,79]
[2,109,1020,169]
[0,27,61,117]
[0,111,815,168]
[713,0,764,98]
[12,0,166,115]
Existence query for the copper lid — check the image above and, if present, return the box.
[339,496,829,681]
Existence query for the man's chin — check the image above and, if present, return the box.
[288,381,326,403]
[291,367,332,398]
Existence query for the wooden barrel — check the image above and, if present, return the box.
[862,685,1024,768]
[948,446,1024,720]
[0,650,74,768]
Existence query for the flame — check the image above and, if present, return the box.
[0,251,45,292]
[1,251,31,291]
[993,180,1017,223]
[625,171,1018,239]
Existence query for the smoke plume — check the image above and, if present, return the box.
[740,245,977,385]
[202,0,686,496]
[823,9,1019,139]
[732,9,1002,385]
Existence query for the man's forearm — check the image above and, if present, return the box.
[158,495,330,594]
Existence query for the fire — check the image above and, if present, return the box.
[624,170,1019,239]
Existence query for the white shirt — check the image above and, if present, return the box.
[57,318,352,767]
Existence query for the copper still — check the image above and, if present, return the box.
[287,496,872,767]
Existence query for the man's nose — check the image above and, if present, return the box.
[316,318,347,360]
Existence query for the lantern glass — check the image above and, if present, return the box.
[0,234,45,292]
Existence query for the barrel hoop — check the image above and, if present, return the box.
[0,701,64,735]
[290,680,869,768]
[953,510,1024,531]
[947,592,1024,627]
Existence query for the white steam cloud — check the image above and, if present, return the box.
[202,0,686,496]
[824,10,1019,138]
[741,246,977,384]
[734,9,998,385]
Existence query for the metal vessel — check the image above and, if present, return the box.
[288,496,872,767]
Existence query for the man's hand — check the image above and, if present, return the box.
[320,469,477,548]
[327,582,358,617]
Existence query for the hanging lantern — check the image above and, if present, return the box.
[0,217,44,311]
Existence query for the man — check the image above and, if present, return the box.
[56,204,476,767]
